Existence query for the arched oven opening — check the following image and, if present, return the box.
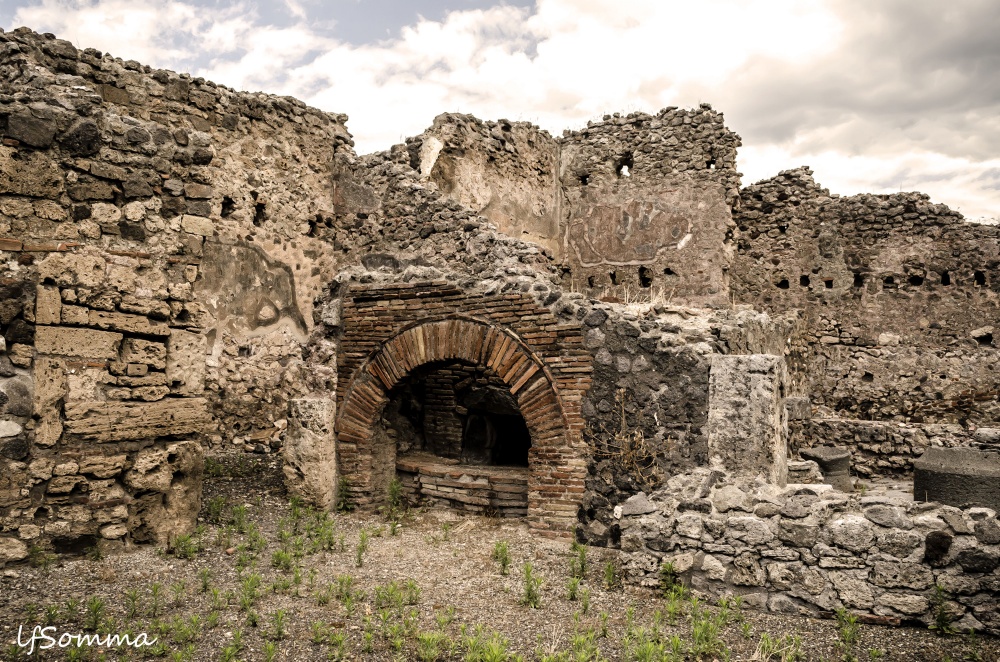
[377,360,531,517]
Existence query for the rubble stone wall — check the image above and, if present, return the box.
[395,106,743,306]
[558,106,740,304]
[411,114,562,255]
[620,471,1000,635]
[0,27,347,559]
[578,305,793,545]
[790,419,975,478]
[733,168,1000,431]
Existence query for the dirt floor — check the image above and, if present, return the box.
[0,452,996,662]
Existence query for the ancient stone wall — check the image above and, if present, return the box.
[790,419,975,478]
[408,113,562,255]
[322,108,796,547]
[0,27,347,559]
[733,168,1000,426]
[620,469,1000,635]
[578,304,793,545]
[387,106,742,307]
[558,106,740,303]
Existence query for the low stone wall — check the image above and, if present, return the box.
[791,418,973,477]
[619,469,1000,634]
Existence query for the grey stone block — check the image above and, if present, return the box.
[913,447,1000,511]
[707,354,788,486]
[800,446,852,492]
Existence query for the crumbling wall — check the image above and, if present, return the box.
[0,27,347,558]
[558,106,740,303]
[733,168,1000,471]
[408,114,562,255]
[577,303,793,545]
[301,119,789,542]
[390,106,742,307]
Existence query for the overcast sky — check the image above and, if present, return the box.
[3,0,999,221]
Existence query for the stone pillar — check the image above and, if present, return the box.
[706,354,788,486]
[283,398,337,510]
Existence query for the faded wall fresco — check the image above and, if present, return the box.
[562,179,734,305]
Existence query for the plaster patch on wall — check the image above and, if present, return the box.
[419,136,444,178]
[197,241,308,340]
[566,199,694,267]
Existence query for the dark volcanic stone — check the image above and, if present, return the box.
[59,119,101,156]
[584,309,608,327]
[923,530,953,566]
[678,498,713,513]
[118,221,146,242]
[125,127,151,144]
[914,447,1000,511]
[123,176,154,198]
[191,147,214,165]
[956,548,1000,574]
[7,111,55,148]
[800,445,851,474]
[4,319,34,345]
[160,195,186,218]
[0,435,29,460]
[0,380,31,416]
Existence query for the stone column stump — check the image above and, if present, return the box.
[283,398,337,510]
[706,354,789,486]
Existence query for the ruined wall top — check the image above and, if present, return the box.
[558,104,741,206]
[0,27,352,151]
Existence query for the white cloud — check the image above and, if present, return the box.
[13,0,245,69]
[283,0,307,22]
[9,0,1000,219]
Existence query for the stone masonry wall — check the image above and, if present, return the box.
[0,27,349,444]
[391,106,743,306]
[0,27,347,560]
[791,418,974,478]
[558,106,741,303]
[314,109,793,544]
[733,168,1000,428]
[620,470,1000,635]
[410,113,562,256]
[578,304,793,545]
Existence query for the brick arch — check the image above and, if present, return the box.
[335,315,581,535]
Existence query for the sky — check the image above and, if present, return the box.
[3,0,999,221]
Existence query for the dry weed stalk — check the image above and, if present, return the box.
[596,388,659,487]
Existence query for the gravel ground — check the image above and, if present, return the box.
[0,452,995,662]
